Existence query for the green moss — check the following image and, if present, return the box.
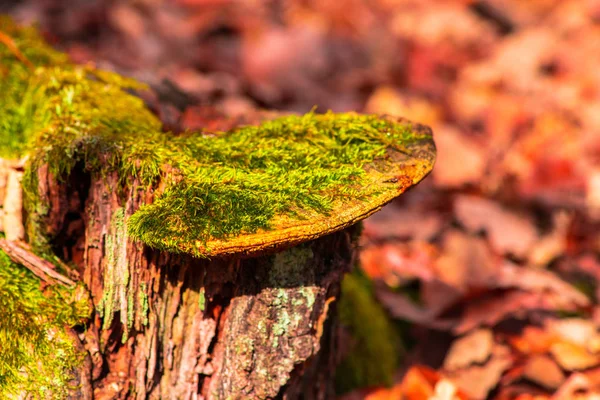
[1,19,433,258]
[2,19,433,258]
[335,269,402,394]
[0,250,90,398]
[0,17,68,161]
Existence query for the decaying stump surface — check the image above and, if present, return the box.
[39,163,355,399]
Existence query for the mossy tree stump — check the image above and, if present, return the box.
[0,19,435,399]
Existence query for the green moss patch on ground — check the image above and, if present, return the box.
[0,250,90,398]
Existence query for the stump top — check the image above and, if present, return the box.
[1,18,435,258]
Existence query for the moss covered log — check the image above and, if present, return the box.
[0,17,435,399]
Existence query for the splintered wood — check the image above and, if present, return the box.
[0,158,25,241]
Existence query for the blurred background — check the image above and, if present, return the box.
[4,0,600,398]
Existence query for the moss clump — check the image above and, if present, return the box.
[335,269,402,394]
[1,18,434,258]
[0,17,69,160]
[0,250,90,398]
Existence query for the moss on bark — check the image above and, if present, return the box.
[336,269,402,394]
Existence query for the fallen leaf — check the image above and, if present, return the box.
[497,263,590,308]
[396,365,437,400]
[447,344,513,399]
[376,286,455,330]
[528,212,571,266]
[444,328,494,371]
[431,379,460,400]
[359,242,437,285]
[552,372,595,400]
[546,318,599,348]
[432,127,486,187]
[455,290,583,334]
[509,326,559,355]
[434,230,499,291]
[523,354,565,390]
[454,195,537,258]
[365,86,442,127]
[362,203,443,242]
[551,341,600,371]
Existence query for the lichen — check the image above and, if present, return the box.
[0,250,90,398]
[1,18,434,258]
[97,208,129,336]
[335,269,402,394]
[269,247,313,287]
[268,247,315,349]
[95,207,141,343]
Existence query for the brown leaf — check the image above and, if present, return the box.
[454,195,537,258]
[443,328,494,371]
[550,341,600,371]
[523,354,565,390]
[546,318,599,349]
[496,263,590,307]
[376,286,455,330]
[434,230,499,290]
[455,289,583,334]
[552,370,600,400]
[362,203,443,243]
[359,242,437,284]
[447,344,512,399]
[509,326,558,355]
[432,127,486,187]
[365,87,442,127]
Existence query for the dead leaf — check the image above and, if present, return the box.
[447,344,512,399]
[444,328,494,371]
[376,286,455,330]
[359,242,437,285]
[497,263,589,307]
[365,87,442,127]
[432,127,486,187]
[395,365,451,400]
[362,203,443,243]
[528,212,571,266]
[546,318,599,348]
[552,372,596,400]
[509,326,559,355]
[523,354,565,390]
[551,341,600,371]
[434,230,499,290]
[455,290,583,334]
[454,195,537,258]
[588,169,600,219]
[431,379,461,400]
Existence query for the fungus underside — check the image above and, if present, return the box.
[1,17,432,258]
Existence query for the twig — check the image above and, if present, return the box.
[0,30,34,70]
[0,239,76,287]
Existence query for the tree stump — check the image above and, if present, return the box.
[0,18,435,399]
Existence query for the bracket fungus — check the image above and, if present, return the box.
[0,18,434,399]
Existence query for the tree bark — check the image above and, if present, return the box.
[39,164,355,399]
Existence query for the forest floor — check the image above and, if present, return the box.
[4,0,600,399]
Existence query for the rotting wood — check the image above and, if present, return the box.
[0,239,75,287]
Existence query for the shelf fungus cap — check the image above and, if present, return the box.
[127,112,436,258]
